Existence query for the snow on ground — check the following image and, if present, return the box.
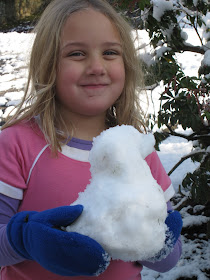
[0,27,209,279]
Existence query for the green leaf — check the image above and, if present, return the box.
[137,0,150,10]
[204,111,210,120]
[160,95,170,100]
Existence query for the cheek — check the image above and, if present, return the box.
[110,65,125,103]
[112,63,125,90]
[56,65,78,86]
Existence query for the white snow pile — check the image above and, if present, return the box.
[66,125,168,261]
[152,0,173,22]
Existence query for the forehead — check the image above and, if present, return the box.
[60,8,121,47]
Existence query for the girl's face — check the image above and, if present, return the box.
[56,8,125,122]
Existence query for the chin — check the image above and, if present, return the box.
[81,106,110,117]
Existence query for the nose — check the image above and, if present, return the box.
[86,55,106,76]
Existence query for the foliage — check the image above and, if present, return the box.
[182,163,210,205]
[0,0,49,32]
[110,0,210,204]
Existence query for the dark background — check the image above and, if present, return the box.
[0,0,52,31]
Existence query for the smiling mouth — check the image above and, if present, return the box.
[81,84,108,89]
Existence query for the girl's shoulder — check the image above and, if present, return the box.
[0,118,45,143]
[0,118,48,155]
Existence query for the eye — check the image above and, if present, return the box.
[103,50,119,56]
[67,51,85,59]
[69,52,83,56]
[103,49,122,60]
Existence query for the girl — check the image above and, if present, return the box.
[0,0,182,279]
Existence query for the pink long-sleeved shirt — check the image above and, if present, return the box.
[0,119,181,280]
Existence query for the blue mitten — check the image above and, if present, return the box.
[165,210,183,247]
[7,205,110,276]
[149,210,183,262]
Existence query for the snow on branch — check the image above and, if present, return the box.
[168,149,209,176]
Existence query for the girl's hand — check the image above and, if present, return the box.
[6,205,110,276]
[148,210,183,262]
[165,210,183,247]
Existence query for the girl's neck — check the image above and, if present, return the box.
[73,124,106,141]
[67,113,107,141]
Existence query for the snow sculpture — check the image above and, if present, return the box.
[66,125,167,261]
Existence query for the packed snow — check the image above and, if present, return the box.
[152,0,173,22]
[0,18,209,280]
[66,125,167,261]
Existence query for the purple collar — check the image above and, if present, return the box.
[66,137,93,151]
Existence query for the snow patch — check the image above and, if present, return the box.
[66,125,167,261]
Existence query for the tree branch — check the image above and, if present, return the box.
[174,43,205,55]
[166,125,210,141]
[168,150,208,176]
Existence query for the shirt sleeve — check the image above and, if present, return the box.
[0,126,27,199]
[145,151,175,202]
[0,193,26,265]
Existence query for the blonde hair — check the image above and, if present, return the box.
[2,0,146,153]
